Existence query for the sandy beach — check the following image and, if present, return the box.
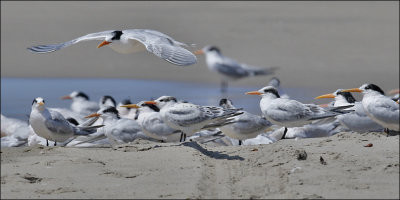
[1,132,399,199]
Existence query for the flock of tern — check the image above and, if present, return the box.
[2,28,399,147]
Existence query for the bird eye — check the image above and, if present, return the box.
[160,99,164,102]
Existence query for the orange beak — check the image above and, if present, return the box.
[388,89,400,95]
[38,102,45,106]
[85,113,101,118]
[144,101,157,105]
[245,91,262,95]
[193,49,204,55]
[341,88,363,93]
[61,95,72,100]
[120,104,140,109]
[315,93,336,99]
[97,41,111,48]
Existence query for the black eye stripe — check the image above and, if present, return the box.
[263,88,280,98]
[365,84,385,95]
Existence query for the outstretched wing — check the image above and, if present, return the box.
[123,30,197,66]
[28,30,115,53]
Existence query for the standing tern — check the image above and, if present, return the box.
[99,95,117,109]
[315,89,384,133]
[268,77,289,99]
[246,86,353,139]
[149,96,244,142]
[84,106,149,145]
[342,83,399,134]
[194,45,278,93]
[218,98,273,145]
[28,29,197,66]
[61,91,100,115]
[29,97,104,146]
[121,101,182,142]
[117,99,139,120]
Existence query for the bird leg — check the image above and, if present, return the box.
[46,140,49,146]
[179,132,184,142]
[281,127,288,140]
[384,128,390,137]
[54,141,57,146]
[239,140,242,146]
[221,80,228,93]
[183,133,187,142]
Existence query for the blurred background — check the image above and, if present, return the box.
[1,1,399,120]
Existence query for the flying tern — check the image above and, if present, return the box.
[28,29,197,66]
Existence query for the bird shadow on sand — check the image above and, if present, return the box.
[179,141,244,161]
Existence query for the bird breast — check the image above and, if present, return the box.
[109,39,146,54]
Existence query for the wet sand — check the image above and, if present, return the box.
[1,1,399,91]
[1,132,399,199]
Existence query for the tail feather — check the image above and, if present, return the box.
[70,133,107,146]
[328,105,355,114]
[202,118,236,129]
[250,66,279,76]
[78,117,100,127]
[74,125,105,136]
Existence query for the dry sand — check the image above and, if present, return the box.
[1,1,399,91]
[1,132,399,199]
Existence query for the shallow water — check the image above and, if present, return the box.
[1,77,328,121]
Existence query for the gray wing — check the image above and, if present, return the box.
[141,29,191,47]
[215,57,250,78]
[233,113,272,133]
[142,114,178,137]
[109,119,144,143]
[365,98,399,125]
[28,30,115,53]
[45,110,74,134]
[123,30,197,66]
[268,99,311,122]
[216,56,278,78]
[305,104,340,120]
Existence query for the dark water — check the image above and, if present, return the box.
[1,77,328,121]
